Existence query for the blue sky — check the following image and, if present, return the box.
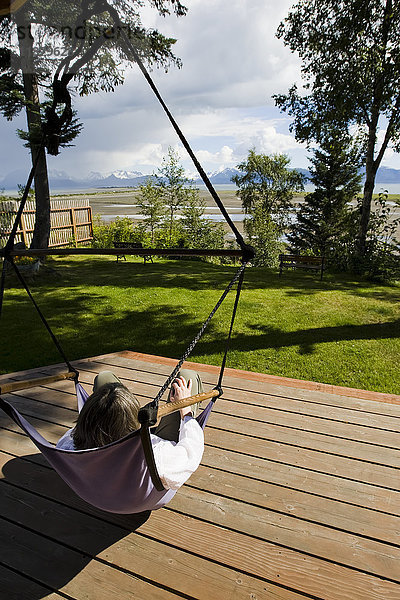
[0,0,398,181]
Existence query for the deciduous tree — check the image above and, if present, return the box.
[232,150,303,266]
[0,0,186,248]
[274,0,400,257]
[137,178,165,244]
[232,150,304,230]
[155,147,193,242]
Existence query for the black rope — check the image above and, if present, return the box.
[4,147,43,253]
[119,27,247,252]
[216,267,246,391]
[39,0,255,261]
[43,0,247,248]
[9,259,77,376]
[0,259,7,321]
[0,142,44,319]
[3,0,253,413]
[0,139,76,376]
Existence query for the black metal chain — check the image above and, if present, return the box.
[150,260,248,407]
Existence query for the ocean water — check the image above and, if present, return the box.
[3,182,400,196]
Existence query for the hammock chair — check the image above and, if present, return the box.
[0,0,255,514]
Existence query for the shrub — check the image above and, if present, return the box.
[330,192,400,282]
[92,216,141,248]
[244,205,283,267]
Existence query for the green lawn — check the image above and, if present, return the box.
[2,256,400,394]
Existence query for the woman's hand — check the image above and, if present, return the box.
[170,376,193,418]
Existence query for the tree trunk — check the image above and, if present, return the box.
[356,0,393,258]
[17,13,51,250]
[357,125,378,257]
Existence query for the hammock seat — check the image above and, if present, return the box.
[0,382,214,513]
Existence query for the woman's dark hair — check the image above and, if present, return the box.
[72,383,140,450]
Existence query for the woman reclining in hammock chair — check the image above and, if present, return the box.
[56,369,205,491]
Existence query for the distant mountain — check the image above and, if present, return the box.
[374,167,400,184]
[296,168,312,180]
[0,169,148,191]
[196,167,313,185]
[1,164,400,191]
[88,173,149,188]
[196,167,241,184]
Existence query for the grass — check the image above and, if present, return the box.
[1,255,400,394]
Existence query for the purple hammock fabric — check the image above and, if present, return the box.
[0,382,214,514]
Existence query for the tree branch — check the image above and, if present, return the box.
[374,94,400,170]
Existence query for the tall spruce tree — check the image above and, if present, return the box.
[288,137,362,256]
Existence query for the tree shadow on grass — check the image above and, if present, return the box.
[0,453,151,600]
[51,296,400,362]
[202,320,400,356]
[3,273,400,369]
[2,253,400,378]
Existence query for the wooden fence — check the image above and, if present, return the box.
[0,198,93,248]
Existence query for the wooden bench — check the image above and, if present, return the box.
[113,241,153,264]
[279,254,325,280]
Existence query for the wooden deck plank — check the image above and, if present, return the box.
[1,449,399,600]
[2,435,399,583]
[2,421,400,540]
[0,519,181,600]
[14,374,400,455]
[42,365,400,444]
[0,563,65,600]
[94,352,400,411]
[4,417,399,521]
[1,352,400,600]
[1,439,400,588]
[2,399,400,516]
[189,465,400,546]
[10,359,400,444]
[7,352,400,418]
[204,428,400,490]
[75,355,400,420]
[0,452,308,600]
[2,382,397,508]
[1,431,399,549]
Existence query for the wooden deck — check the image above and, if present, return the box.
[1,351,400,600]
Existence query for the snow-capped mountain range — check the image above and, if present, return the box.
[0,167,244,191]
[1,166,400,191]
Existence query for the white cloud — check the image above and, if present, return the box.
[1,0,306,181]
[195,145,235,167]
[3,0,397,182]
